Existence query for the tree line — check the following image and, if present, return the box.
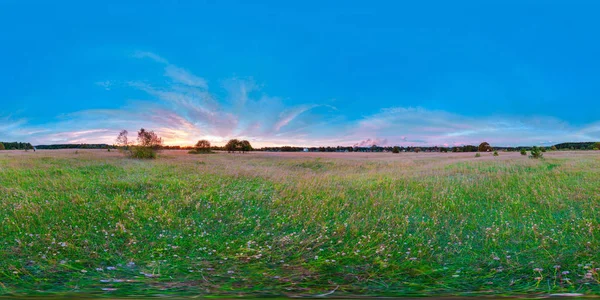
[113,129,254,158]
[0,142,33,150]
[2,136,599,156]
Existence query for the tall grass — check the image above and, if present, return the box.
[0,151,599,297]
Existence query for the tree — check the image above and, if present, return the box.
[240,140,252,153]
[550,145,558,151]
[0,142,4,150]
[116,128,163,159]
[594,142,600,150]
[478,142,492,152]
[116,130,129,148]
[530,146,543,159]
[520,149,527,156]
[414,148,422,153]
[225,139,240,153]
[137,128,163,149]
[194,140,211,153]
[493,150,499,156]
[392,146,400,153]
[540,147,546,152]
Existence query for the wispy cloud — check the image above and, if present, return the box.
[2,52,599,147]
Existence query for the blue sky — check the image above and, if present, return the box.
[1,0,599,147]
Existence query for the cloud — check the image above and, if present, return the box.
[273,105,319,132]
[353,138,388,147]
[164,65,208,89]
[350,107,598,147]
[95,80,112,90]
[134,51,208,89]
[3,52,599,148]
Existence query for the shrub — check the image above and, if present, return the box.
[225,139,253,153]
[530,146,543,159]
[193,140,212,153]
[130,146,157,159]
[478,142,492,152]
[520,149,527,156]
[475,153,481,158]
[540,147,546,152]
[550,145,557,151]
[493,151,499,156]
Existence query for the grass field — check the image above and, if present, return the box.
[1,149,599,297]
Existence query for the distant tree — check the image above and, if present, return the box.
[440,147,448,153]
[530,146,544,159]
[225,139,241,153]
[475,153,481,158]
[116,130,130,148]
[594,142,600,150]
[240,140,252,153]
[540,147,546,152]
[520,149,527,156]
[493,150,499,156]
[550,145,558,151]
[392,146,400,153]
[0,142,4,150]
[116,128,163,159]
[478,142,492,152]
[137,128,163,149]
[414,148,422,153]
[194,139,211,153]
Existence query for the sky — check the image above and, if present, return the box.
[1,0,599,147]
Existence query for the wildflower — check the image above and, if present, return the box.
[533,268,543,272]
[106,266,116,270]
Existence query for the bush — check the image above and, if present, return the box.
[392,146,400,153]
[540,147,546,152]
[478,142,492,152]
[130,146,157,159]
[493,151,499,156]
[475,153,481,158]
[194,140,212,153]
[530,146,543,159]
[550,146,557,151]
[520,149,527,156]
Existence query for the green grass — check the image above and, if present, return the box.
[1,151,600,297]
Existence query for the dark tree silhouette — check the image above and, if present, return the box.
[116,130,129,148]
[240,140,252,153]
[225,139,240,153]
[478,142,492,152]
[137,128,163,149]
[195,140,211,153]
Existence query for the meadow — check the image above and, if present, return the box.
[1,149,599,297]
